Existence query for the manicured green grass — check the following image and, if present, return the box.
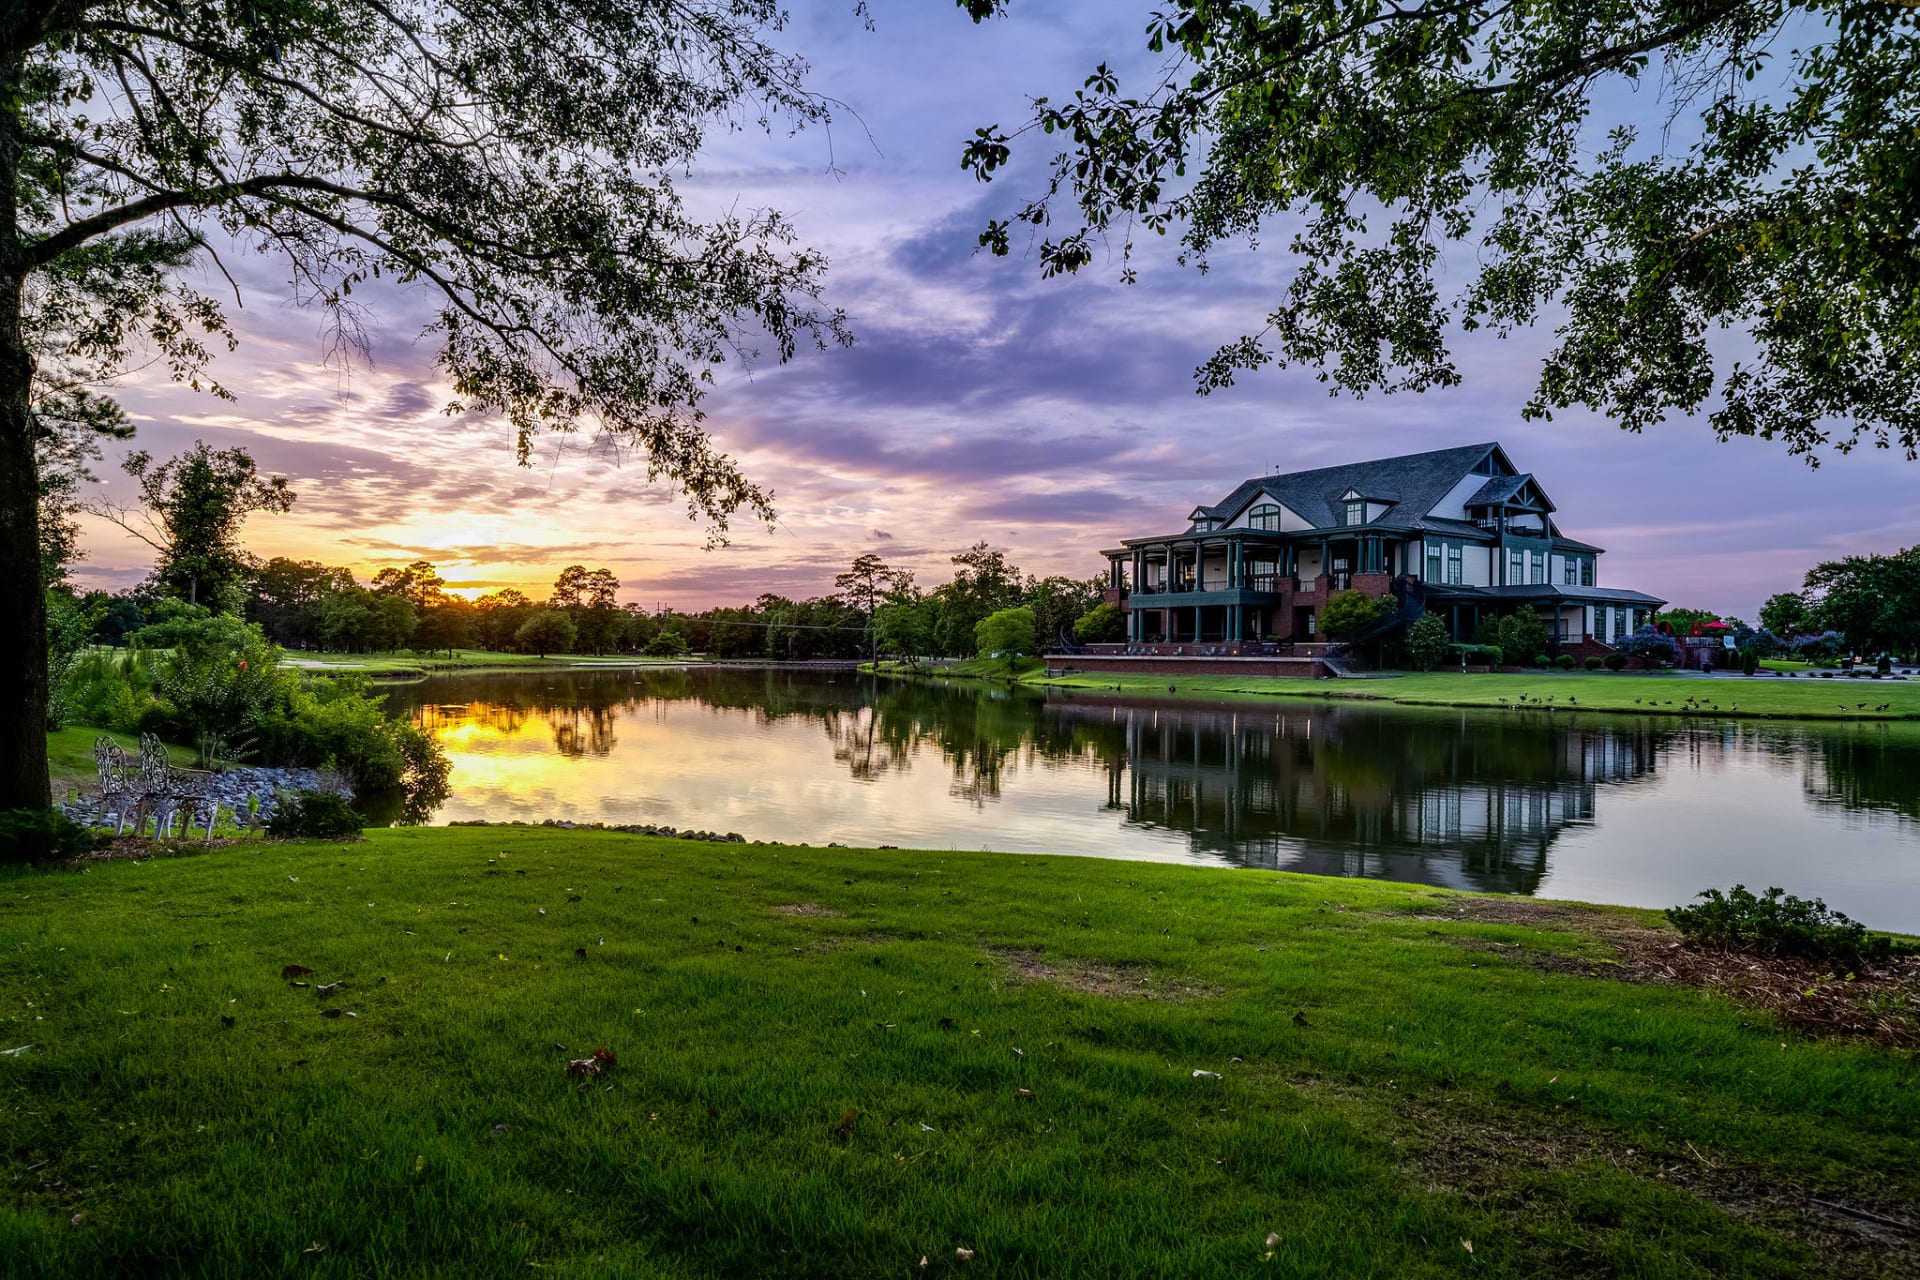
[283,648,686,678]
[1029,669,1920,722]
[3,830,1915,1277]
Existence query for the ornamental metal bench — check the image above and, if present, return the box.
[91,734,221,841]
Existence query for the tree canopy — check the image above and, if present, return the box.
[960,1,1920,462]
[92,442,295,611]
[1,0,851,807]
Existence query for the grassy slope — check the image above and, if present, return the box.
[3,830,1915,1278]
[1028,669,1920,723]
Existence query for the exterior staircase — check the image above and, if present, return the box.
[1324,578,1427,676]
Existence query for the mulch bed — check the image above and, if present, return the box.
[1427,897,1920,1049]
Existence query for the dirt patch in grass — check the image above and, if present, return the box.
[772,902,843,918]
[993,946,1223,1001]
[1420,896,1920,1049]
[1404,1096,1920,1279]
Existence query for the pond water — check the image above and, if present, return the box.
[382,668,1920,930]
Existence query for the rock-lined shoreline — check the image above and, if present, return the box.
[60,766,352,831]
[450,819,749,844]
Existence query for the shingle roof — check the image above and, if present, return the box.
[1465,475,1530,506]
[1199,442,1498,532]
[1411,516,1496,542]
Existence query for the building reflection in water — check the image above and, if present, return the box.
[1046,700,1660,895]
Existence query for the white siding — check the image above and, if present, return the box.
[1429,471,1491,521]
[1462,545,1492,586]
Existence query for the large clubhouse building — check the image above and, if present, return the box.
[1100,442,1665,652]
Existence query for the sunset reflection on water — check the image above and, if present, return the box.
[384,668,1920,929]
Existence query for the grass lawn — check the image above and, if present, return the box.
[282,648,688,678]
[1025,669,1920,723]
[3,830,1916,1277]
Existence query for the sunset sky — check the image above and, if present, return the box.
[67,1,1920,624]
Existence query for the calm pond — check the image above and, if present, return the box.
[383,667,1920,930]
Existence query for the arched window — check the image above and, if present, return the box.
[1248,503,1281,532]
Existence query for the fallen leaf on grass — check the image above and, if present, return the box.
[315,982,343,996]
[574,948,587,958]
[1,1044,33,1057]
[321,1009,343,1020]
[69,1212,85,1226]
[1192,1070,1222,1080]
[955,1247,975,1262]
[219,1016,236,1028]
[567,895,582,903]
[1265,1232,1280,1248]
[1291,1011,1310,1028]
[1015,1088,1035,1100]
[303,1242,325,1254]
[936,1017,956,1030]
[832,1106,859,1142]
[593,1047,617,1068]
[1460,1239,1473,1254]
[281,964,313,978]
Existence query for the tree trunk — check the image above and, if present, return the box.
[0,265,49,811]
[0,75,50,810]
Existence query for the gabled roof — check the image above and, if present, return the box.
[1200,443,1500,532]
[1465,475,1528,506]
[1466,472,1556,513]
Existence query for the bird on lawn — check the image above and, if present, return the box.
[1876,703,1891,711]
[1856,702,1868,709]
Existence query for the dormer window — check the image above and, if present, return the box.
[1342,500,1365,527]
[1248,503,1281,532]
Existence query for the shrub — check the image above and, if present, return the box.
[1583,655,1603,670]
[1320,589,1389,640]
[0,809,101,864]
[1073,602,1125,643]
[1553,653,1576,669]
[1739,649,1759,676]
[642,629,689,657]
[1495,610,1550,667]
[1404,613,1450,671]
[975,607,1037,658]
[1878,654,1893,675]
[1445,643,1502,667]
[1667,885,1908,968]
[266,790,364,839]
[1621,624,1680,664]
[1603,652,1627,671]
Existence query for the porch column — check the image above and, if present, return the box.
[1194,542,1204,593]
[1229,603,1241,642]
